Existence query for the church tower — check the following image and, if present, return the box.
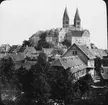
[74,8,81,29]
[63,7,69,28]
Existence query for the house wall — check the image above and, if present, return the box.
[74,69,87,80]
[71,36,90,48]
[63,45,88,65]
[58,29,66,43]
[46,36,52,42]
[88,59,95,68]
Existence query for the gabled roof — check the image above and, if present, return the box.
[66,29,90,37]
[90,49,107,59]
[62,44,96,59]
[3,53,25,61]
[76,44,96,59]
[9,45,21,53]
[63,7,69,20]
[51,56,87,73]
[24,46,36,54]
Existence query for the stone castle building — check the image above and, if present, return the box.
[30,7,91,49]
[58,7,91,49]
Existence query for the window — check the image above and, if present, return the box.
[73,51,77,55]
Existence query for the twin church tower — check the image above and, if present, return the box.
[63,7,81,29]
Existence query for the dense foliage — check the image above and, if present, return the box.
[0,52,108,105]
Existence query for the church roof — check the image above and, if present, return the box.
[71,30,84,37]
[63,7,69,20]
[74,8,81,21]
[66,30,84,39]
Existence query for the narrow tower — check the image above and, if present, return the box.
[74,8,81,29]
[63,7,69,28]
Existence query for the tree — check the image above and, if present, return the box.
[30,52,51,105]
[62,39,71,48]
[36,31,51,50]
[51,46,64,55]
[40,32,47,41]
[0,57,22,105]
[47,67,75,104]
[22,40,31,47]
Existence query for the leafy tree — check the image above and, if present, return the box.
[22,40,31,47]
[36,31,51,50]
[0,57,22,105]
[47,67,75,104]
[0,57,16,81]
[30,52,51,105]
[40,32,47,41]
[51,46,64,55]
[37,40,50,50]
[62,39,71,48]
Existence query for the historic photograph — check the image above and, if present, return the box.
[0,0,108,105]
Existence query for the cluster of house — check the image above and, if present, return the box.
[51,43,108,85]
[0,7,108,86]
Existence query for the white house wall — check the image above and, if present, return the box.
[71,36,90,48]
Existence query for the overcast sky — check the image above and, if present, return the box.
[0,0,107,49]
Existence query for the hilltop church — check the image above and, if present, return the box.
[30,7,91,49]
[58,7,91,49]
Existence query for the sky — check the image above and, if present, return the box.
[0,0,107,49]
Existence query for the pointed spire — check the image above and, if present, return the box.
[63,6,69,28]
[74,7,81,21]
[63,7,69,20]
[74,7,81,29]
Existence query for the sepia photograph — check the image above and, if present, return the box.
[0,0,108,105]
